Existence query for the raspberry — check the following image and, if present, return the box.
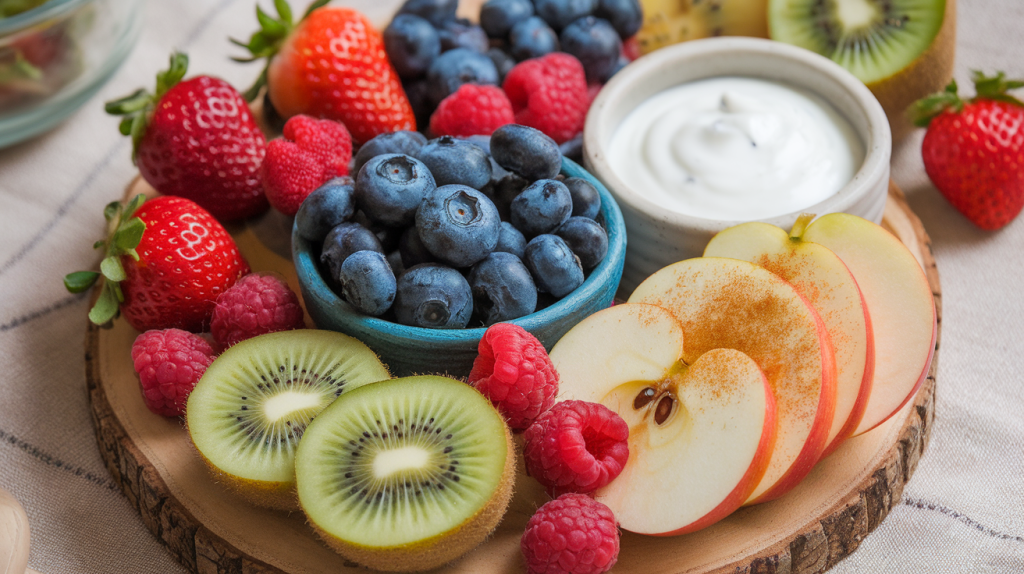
[131,329,215,417]
[210,273,305,349]
[429,84,515,137]
[521,493,620,574]
[523,400,629,497]
[469,323,559,431]
[502,53,589,144]
[262,115,353,215]
[622,36,641,61]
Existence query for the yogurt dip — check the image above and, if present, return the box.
[608,76,865,221]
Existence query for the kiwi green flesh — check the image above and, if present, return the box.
[769,0,945,84]
[295,375,509,550]
[186,330,391,485]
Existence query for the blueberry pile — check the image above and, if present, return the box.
[296,124,610,329]
[384,0,642,126]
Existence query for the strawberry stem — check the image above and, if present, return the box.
[970,70,1024,107]
[910,79,963,127]
[232,0,328,102]
[105,53,190,162]
[64,195,149,326]
[911,70,1024,127]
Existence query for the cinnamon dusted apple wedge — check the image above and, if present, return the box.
[799,213,936,435]
[705,214,874,456]
[629,257,837,505]
[549,303,776,535]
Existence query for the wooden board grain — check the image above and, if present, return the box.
[85,180,939,574]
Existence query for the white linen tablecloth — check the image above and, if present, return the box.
[0,0,1021,571]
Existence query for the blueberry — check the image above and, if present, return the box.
[355,154,436,227]
[338,251,397,316]
[394,263,473,328]
[320,222,385,285]
[508,16,560,61]
[480,0,534,38]
[353,130,429,175]
[523,234,585,297]
[399,226,436,267]
[384,14,441,80]
[417,184,502,267]
[511,179,573,238]
[387,250,407,277]
[397,0,457,27]
[351,211,402,251]
[295,178,356,241]
[556,216,608,269]
[563,176,601,219]
[426,48,499,105]
[608,54,630,79]
[461,134,492,155]
[486,47,517,82]
[402,78,435,130]
[469,252,538,324]
[491,124,563,180]
[416,136,492,189]
[495,221,527,259]
[595,0,643,39]
[438,19,489,53]
[535,0,597,31]
[490,172,530,219]
[558,133,585,165]
[560,16,623,83]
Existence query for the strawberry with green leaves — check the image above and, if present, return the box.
[65,195,250,333]
[913,71,1024,231]
[233,0,416,144]
[106,53,268,222]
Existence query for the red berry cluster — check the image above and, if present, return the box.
[469,323,625,574]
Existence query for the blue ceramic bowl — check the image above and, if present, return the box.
[293,157,626,378]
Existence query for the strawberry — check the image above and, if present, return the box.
[913,71,1024,231]
[65,195,250,333]
[105,53,268,222]
[233,0,416,144]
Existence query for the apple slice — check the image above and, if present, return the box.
[704,215,874,456]
[628,257,836,504]
[801,213,936,435]
[548,303,776,535]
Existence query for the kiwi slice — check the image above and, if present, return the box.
[295,375,515,572]
[769,0,945,84]
[186,330,390,510]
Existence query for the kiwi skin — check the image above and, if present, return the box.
[298,376,517,572]
[873,0,956,142]
[192,450,300,511]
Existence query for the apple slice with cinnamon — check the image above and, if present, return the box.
[549,303,776,535]
[629,257,837,505]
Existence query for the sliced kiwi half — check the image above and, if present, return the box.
[295,375,515,572]
[769,0,944,84]
[769,0,955,140]
[186,330,390,510]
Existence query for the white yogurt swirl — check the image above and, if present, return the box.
[609,77,864,221]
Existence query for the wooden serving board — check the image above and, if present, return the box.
[85,180,940,574]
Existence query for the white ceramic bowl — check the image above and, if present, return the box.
[584,37,891,295]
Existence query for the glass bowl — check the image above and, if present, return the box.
[0,0,143,147]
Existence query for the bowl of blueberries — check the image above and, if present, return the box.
[292,123,625,377]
